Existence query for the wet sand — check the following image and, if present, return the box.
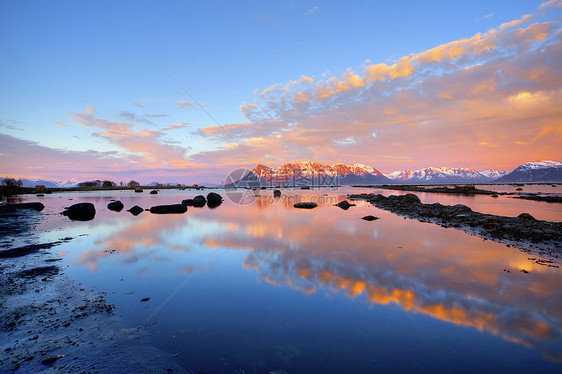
[0,210,185,373]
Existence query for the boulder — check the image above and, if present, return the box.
[334,200,356,210]
[192,195,207,207]
[402,194,421,205]
[134,188,143,193]
[361,215,380,221]
[518,213,535,220]
[107,200,124,212]
[62,202,96,221]
[149,204,187,214]
[128,205,144,216]
[293,202,317,209]
[150,190,158,195]
[273,190,281,198]
[0,202,45,212]
[181,199,194,206]
[491,194,499,198]
[207,192,223,208]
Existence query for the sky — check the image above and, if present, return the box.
[0,0,561,184]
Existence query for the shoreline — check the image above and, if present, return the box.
[0,210,186,373]
[348,193,562,257]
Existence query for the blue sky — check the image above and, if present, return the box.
[1,0,560,183]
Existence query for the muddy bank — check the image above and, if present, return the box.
[0,211,186,373]
[354,184,501,195]
[512,195,562,203]
[349,193,562,256]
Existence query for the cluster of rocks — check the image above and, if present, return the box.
[512,195,562,203]
[54,192,224,221]
[348,193,562,254]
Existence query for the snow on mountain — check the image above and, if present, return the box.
[229,161,391,186]
[20,178,60,188]
[385,167,489,183]
[495,160,562,182]
[478,169,508,179]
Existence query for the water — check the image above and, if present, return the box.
[17,187,562,372]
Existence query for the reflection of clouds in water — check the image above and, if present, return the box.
[203,204,562,363]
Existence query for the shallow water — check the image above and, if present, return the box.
[16,187,562,372]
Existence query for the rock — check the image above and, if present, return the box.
[41,355,65,365]
[140,298,150,302]
[149,204,187,214]
[516,187,523,191]
[150,190,158,195]
[134,187,143,193]
[273,190,281,197]
[207,192,223,208]
[128,205,144,216]
[403,193,421,205]
[107,200,124,212]
[334,200,356,210]
[181,199,194,206]
[293,202,317,209]
[61,203,96,221]
[491,194,499,198]
[0,202,45,212]
[361,215,380,221]
[518,213,535,220]
[36,194,44,197]
[192,195,207,207]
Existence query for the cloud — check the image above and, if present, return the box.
[145,113,169,118]
[304,6,318,16]
[0,119,23,131]
[191,1,562,172]
[475,13,494,22]
[120,111,153,124]
[163,122,190,131]
[133,99,148,108]
[72,107,198,171]
[174,100,192,109]
[53,120,66,128]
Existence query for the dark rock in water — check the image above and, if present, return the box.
[149,204,187,214]
[207,192,223,208]
[36,194,44,197]
[361,215,380,221]
[134,187,143,193]
[294,202,317,209]
[62,203,95,221]
[181,199,194,206]
[107,200,124,212]
[0,202,45,212]
[140,297,150,302]
[273,189,281,198]
[334,200,356,210]
[18,265,59,278]
[41,355,64,365]
[516,187,523,191]
[192,195,207,207]
[128,205,144,216]
[150,190,158,194]
[518,213,535,220]
[491,194,499,198]
[301,186,311,189]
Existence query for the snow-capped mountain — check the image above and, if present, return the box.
[478,169,508,179]
[228,161,391,186]
[12,178,81,188]
[495,161,562,182]
[385,167,492,184]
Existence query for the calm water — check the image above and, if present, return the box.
[17,187,562,372]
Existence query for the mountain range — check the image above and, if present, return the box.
[229,160,561,186]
